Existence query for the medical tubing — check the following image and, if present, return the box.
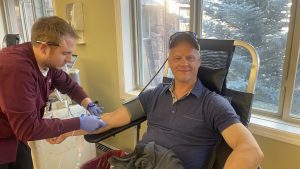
[138,57,168,95]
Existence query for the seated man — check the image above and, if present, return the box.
[49,32,264,169]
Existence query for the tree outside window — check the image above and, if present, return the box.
[201,0,292,113]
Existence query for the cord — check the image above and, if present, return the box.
[139,57,168,95]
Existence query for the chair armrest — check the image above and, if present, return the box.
[84,116,147,143]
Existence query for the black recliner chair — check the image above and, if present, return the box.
[84,38,260,169]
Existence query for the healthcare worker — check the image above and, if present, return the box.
[0,16,106,169]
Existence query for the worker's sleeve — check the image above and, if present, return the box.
[0,66,80,141]
[51,69,88,104]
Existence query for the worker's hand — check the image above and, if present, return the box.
[79,114,107,132]
[86,102,103,116]
[46,134,67,144]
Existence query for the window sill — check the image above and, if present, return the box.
[249,114,300,146]
[120,91,300,146]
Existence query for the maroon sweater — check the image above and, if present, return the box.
[0,43,87,163]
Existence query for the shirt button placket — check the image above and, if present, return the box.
[170,105,177,128]
[171,105,176,114]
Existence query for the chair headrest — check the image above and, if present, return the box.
[197,67,228,94]
[163,66,227,94]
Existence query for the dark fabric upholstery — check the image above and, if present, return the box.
[198,67,228,94]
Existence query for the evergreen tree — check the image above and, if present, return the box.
[202,0,291,110]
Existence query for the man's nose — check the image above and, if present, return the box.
[179,58,189,65]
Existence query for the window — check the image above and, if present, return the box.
[136,0,191,88]
[291,51,300,117]
[1,0,54,42]
[201,0,292,113]
[0,1,6,41]
[118,0,300,125]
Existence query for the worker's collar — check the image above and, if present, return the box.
[38,66,49,77]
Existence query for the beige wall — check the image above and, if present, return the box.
[255,135,300,169]
[54,0,136,152]
[54,1,300,169]
[54,0,121,111]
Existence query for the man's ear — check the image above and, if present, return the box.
[39,43,48,55]
[198,56,201,67]
[196,52,201,68]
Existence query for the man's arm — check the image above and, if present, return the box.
[221,123,264,169]
[47,106,132,144]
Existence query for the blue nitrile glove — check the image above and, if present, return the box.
[79,114,107,132]
[86,102,103,116]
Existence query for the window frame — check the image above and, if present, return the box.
[281,0,300,124]
[0,0,7,41]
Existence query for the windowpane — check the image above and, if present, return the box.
[291,52,300,117]
[0,5,6,43]
[23,0,35,40]
[33,0,45,18]
[44,0,55,16]
[138,0,190,87]
[12,0,26,41]
[33,0,55,17]
[4,0,54,42]
[201,0,292,112]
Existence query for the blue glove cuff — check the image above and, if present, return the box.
[87,102,96,109]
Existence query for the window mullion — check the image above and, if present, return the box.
[0,0,8,34]
[41,0,47,16]
[132,0,141,89]
[19,0,29,41]
[189,0,202,37]
[31,0,37,20]
[282,0,300,123]
[189,0,196,32]
[3,0,15,33]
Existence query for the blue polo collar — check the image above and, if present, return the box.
[160,79,203,98]
[190,79,203,98]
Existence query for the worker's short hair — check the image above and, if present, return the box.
[31,16,79,46]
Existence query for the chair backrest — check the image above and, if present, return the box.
[164,38,259,169]
[1,34,21,49]
[164,39,235,94]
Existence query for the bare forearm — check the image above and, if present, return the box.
[222,123,264,169]
[224,142,263,169]
[100,106,131,128]
[64,106,131,137]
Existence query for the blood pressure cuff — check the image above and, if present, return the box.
[123,97,145,121]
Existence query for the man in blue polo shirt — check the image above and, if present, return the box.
[51,31,263,169]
